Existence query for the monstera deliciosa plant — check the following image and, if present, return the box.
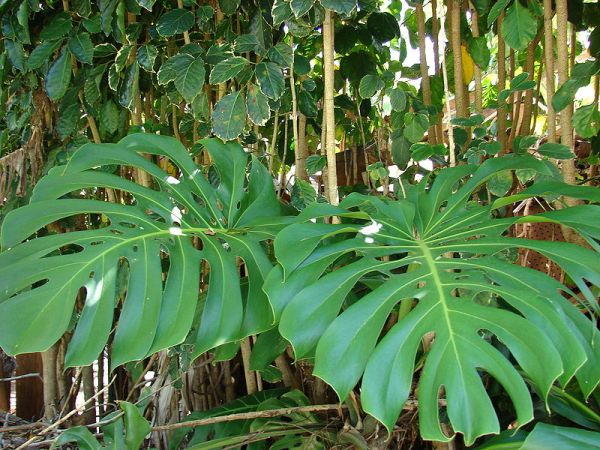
[1,134,600,446]
[0,134,287,369]
[264,157,600,445]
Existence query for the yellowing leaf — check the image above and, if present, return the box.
[461,45,474,85]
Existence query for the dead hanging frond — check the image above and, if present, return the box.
[0,91,48,205]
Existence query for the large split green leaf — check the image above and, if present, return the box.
[0,134,285,369]
[265,156,600,445]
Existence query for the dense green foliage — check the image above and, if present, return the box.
[2,0,600,447]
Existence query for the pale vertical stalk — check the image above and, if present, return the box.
[356,101,371,188]
[471,5,483,113]
[215,5,226,100]
[41,345,58,420]
[289,38,300,176]
[323,10,339,205]
[416,2,436,144]
[543,1,557,142]
[296,113,308,180]
[431,0,444,142]
[320,111,329,199]
[82,365,96,424]
[450,0,466,118]
[177,0,191,45]
[439,3,456,165]
[223,361,235,402]
[569,24,576,71]
[531,56,544,133]
[431,0,440,74]
[508,49,516,128]
[97,353,105,416]
[519,40,537,136]
[278,116,289,197]
[269,110,279,173]
[556,0,576,187]
[240,339,257,394]
[497,13,508,153]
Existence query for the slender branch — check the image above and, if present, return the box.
[0,373,41,382]
[151,404,347,432]
[15,376,116,450]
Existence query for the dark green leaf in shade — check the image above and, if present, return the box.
[28,40,63,70]
[359,74,384,98]
[272,0,293,25]
[156,9,195,37]
[246,84,271,126]
[298,90,318,117]
[174,55,206,103]
[234,34,264,54]
[209,56,249,84]
[137,0,157,11]
[45,49,72,101]
[502,0,537,50]
[68,33,94,64]
[367,12,400,43]
[5,40,25,73]
[268,43,294,68]
[573,104,600,138]
[191,90,210,120]
[40,12,72,40]
[291,0,316,17]
[389,88,407,111]
[137,44,158,72]
[320,0,356,16]
[294,55,311,76]
[212,91,247,140]
[56,104,82,140]
[118,63,139,110]
[537,143,575,160]
[219,0,241,15]
[101,100,120,134]
[467,36,490,70]
[306,154,327,174]
[487,0,511,26]
[403,112,429,143]
[255,62,285,100]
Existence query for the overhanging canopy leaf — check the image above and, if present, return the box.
[265,156,600,445]
[0,134,286,369]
